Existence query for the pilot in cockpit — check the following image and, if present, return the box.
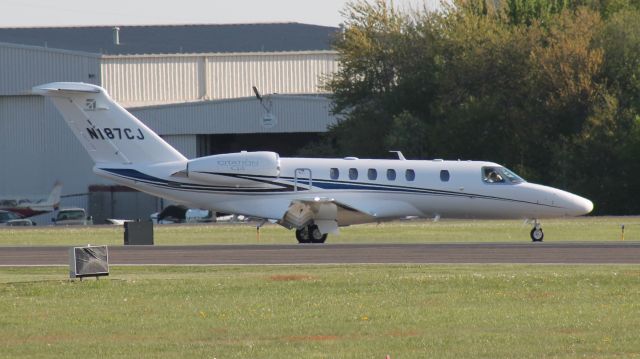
[485,169,504,183]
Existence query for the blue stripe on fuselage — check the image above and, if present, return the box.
[100,168,167,184]
[98,168,559,208]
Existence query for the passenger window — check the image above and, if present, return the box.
[405,169,415,181]
[330,168,339,180]
[367,168,377,180]
[440,170,450,182]
[386,169,396,181]
[349,168,358,180]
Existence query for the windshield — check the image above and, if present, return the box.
[482,166,526,184]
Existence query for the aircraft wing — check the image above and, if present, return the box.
[281,196,423,234]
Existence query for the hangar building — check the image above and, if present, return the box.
[0,24,340,223]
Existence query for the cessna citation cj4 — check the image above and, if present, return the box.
[34,82,593,243]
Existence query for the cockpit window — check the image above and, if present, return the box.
[483,167,505,183]
[482,166,525,184]
[500,167,525,183]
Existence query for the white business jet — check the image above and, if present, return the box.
[33,82,593,243]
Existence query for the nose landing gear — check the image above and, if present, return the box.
[530,220,544,242]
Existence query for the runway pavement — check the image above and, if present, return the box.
[1,242,639,266]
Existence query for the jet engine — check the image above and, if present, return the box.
[186,151,280,186]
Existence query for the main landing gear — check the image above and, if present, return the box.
[295,224,328,244]
[530,220,544,242]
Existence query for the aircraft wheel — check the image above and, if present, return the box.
[309,225,328,244]
[530,227,544,242]
[296,227,311,244]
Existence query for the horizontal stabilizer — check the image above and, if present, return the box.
[32,83,101,95]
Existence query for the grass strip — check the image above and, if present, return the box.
[0,265,639,358]
[0,216,638,246]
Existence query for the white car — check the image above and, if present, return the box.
[52,208,93,226]
[0,210,35,226]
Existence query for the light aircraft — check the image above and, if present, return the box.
[33,82,593,243]
[0,182,62,218]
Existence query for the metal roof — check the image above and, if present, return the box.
[0,23,339,55]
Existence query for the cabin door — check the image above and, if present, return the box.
[294,168,313,192]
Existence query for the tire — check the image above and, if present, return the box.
[313,234,328,243]
[296,228,311,244]
[530,227,544,242]
[309,225,328,244]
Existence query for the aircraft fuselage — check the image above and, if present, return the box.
[95,157,593,225]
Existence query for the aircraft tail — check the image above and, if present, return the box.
[46,181,63,210]
[33,82,187,165]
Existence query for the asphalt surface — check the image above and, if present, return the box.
[1,242,639,266]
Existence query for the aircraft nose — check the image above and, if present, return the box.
[582,197,594,214]
[572,196,594,215]
[556,191,594,216]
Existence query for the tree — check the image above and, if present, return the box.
[308,0,640,213]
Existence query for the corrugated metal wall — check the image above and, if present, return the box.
[0,44,102,224]
[0,44,339,223]
[206,52,337,100]
[162,134,197,159]
[0,43,100,95]
[130,95,337,136]
[89,189,160,224]
[0,96,112,223]
[101,51,338,107]
[100,56,202,106]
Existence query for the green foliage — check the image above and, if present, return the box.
[384,111,430,158]
[600,9,640,110]
[312,0,640,214]
[457,0,571,25]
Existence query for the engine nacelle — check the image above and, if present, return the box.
[187,151,280,186]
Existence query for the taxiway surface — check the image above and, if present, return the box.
[1,242,639,265]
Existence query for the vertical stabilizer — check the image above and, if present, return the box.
[33,82,186,165]
[47,181,63,210]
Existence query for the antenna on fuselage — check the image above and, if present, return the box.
[389,151,406,160]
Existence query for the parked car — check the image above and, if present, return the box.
[0,210,35,226]
[5,218,36,226]
[52,208,93,225]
